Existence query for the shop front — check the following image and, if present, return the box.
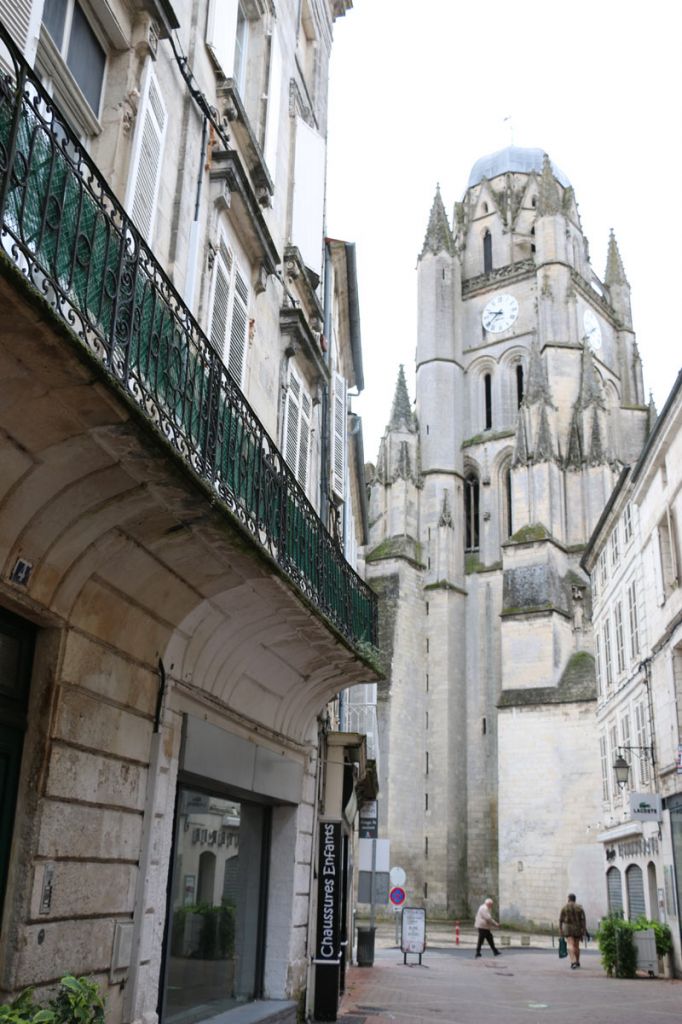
[159,714,308,1024]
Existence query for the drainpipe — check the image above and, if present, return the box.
[320,241,333,526]
[122,660,168,1024]
[184,114,208,309]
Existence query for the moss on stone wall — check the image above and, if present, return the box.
[509,522,550,544]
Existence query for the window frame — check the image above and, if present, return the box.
[37,0,108,135]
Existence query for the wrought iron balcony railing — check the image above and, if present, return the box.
[0,21,377,651]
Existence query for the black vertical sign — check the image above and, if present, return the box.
[316,819,342,962]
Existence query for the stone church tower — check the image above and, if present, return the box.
[365,146,649,924]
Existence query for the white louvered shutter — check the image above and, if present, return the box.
[0,0,31,56]
[291,117,326,275]
[209,242,232,360]
[228,263,248,386]
[331,372,346,499]
[298,389,311,490]
[205,0,239,78]
[127,65,167,241]
[263,30,283,180]
[284,372,301,476]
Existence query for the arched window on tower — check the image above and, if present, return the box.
[530,225,536,254]
[516,364,524,407]
[464,474,480,552]
[483,229,492,274]
[501,461,513,539]
[484,373,492,430]
[482,201,488,213]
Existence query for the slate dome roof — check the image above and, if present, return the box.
[467,146,571,189]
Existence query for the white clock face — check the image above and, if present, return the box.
[583,308,602,350]
[482,293,519,334]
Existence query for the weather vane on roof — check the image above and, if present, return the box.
[503,115,514,146]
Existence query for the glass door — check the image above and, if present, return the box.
[162,786,270,1024]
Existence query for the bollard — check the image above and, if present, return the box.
[455,920,460,946]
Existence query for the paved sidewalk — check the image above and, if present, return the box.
[338,944,681,1024]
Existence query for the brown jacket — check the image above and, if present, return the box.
[559,901,586,938]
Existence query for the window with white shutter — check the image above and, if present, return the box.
[126,63,167,242]
[207,236,249,388]
[205,0,240,79]
[1,0,33,57]
[291,117,326,275]
[283,366,312,491]
[330,372,346,500]
[228,266,249,386]
[634,703,650,785]
[263,30,283,181]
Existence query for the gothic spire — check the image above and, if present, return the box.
[604,229,629,287]
[588,407,605,465]
[647,391,658,435]
[565,408,583,468]
[536,153,561,216]
[524,338,552,406]
[420,185,454,257]
[512,413,529,467]
[388,364,415,432]
[580,342,605,409]
[534,404,554,462]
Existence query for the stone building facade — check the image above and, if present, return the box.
[583,371,682,974]
[365,146,650,927]
[0,3,378,1024]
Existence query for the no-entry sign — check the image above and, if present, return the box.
[389,886,406,906]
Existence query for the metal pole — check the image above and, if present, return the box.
[369,837,377,930]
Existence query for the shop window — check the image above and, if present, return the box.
[163,788,270,1024]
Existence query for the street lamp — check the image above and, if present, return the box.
[613,754,630,788]
[612,744,655,788]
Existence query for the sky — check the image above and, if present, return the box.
[325,0,682,463]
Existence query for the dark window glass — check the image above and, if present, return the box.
[66,2,105,114]
[43,0,67,48]
[163,788,269,1024]
[484,373,492,430]
[516,364,524,407]
[464,474,480,552]
[483,230,492,273]
[504,465,513,538]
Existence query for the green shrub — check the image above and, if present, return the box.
[0,976,104,1024]
[597,914,673,977]
[596,914,637,978]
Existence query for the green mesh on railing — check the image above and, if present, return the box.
[0,33,377,651]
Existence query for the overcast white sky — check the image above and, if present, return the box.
[326,0,682,463]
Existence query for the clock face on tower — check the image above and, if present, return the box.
[482,293,519,334]
[583,308,602,350]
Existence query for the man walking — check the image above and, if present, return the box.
[474,898,501,958]
[559,893,586,969]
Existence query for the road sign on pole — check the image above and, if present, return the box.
[389,886,406,907]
